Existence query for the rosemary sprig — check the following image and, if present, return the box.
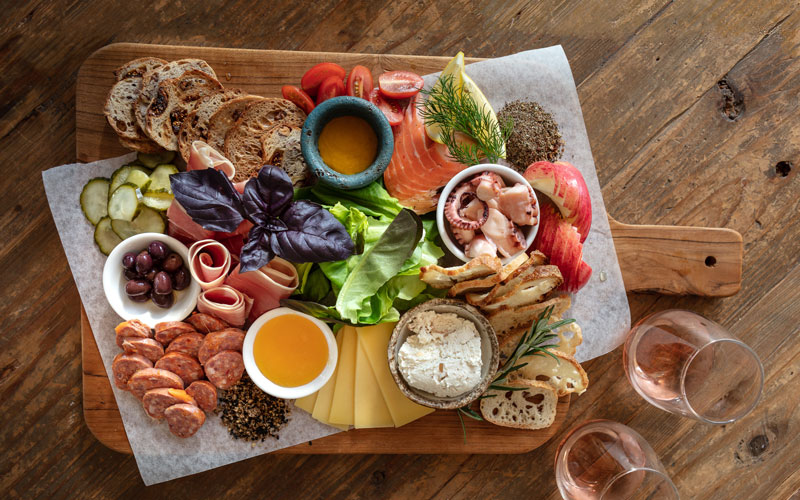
[419,74,513,165]
[456,305,574,430]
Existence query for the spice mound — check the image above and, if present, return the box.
[214,374,289,441]
[397,311,483,397]
[497,100,564,171]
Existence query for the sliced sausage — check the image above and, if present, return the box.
[186,380,218,412]
[142,388,197,419]
[204,350,245,390]
[128,368,184,399]
[164,403,206,438]
[198,328,245,364]
[155,352,204,386]
[154,321,196,345]
[111,353,153,390]
[115,319,152,347]
[165,332,205,358]
[122,337,165,363]
[186,312,229,334]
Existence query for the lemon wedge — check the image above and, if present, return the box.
[425,52,465,144]
[461,72,505,159]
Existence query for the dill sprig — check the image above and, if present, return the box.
[419,74,513,165]
[456,305,574,434]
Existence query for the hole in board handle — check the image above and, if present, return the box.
[705,256,717,267]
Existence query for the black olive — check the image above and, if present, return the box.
[172,267,191,291]
[153,271,173,295]
[148,240,168,261]
[125,279,151,297]
[135,251,153,274]
[145,269,157,282]
[122,252,137,270]
[162,252,183,272]
[129,293,150,303]
[123,269,139,280]
[151,291,174,308]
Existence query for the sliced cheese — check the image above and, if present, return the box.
[294,391,317,413]
[357,324,434,427]
[354,339,394,428]
[312,330,347,430]
[328,325,357,426]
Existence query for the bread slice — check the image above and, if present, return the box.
[144,70,223,151]
[260,125,312,188]
[464,253,550,305]
[498,315,583,362]
[476,266,563,312]
[487,294,571,337]
[177,89,247,161]
[114,57,167,81]
[206,96,265,153]
[447,252,528,297]
[136,59,216,132]
[512,349,588,396]
[480,379,557,430]
[419,255,503,289]
[105,78,147,139]
[223,98,306,181]
[118,135,163,154]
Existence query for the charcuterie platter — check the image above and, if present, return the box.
[63,43,742,477]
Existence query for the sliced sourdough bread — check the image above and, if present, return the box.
[118,135,164,154]
[487,294,571,337]
[498,315,583,362]
[145,70,223,151]
[480,379,558,430]
[177,89,247,161]
[114,57,167,81]
[511,349,588,396]
[136,59,216,132]
[206,96,265,153]
[419,255,503,289]
[223,98,306,182]
[105,77,148,139]
[260,125,311,188]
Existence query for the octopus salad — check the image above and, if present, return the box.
[444,171,538,259]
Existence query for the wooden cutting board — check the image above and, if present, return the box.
[76,43,743,455]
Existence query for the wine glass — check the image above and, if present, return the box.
[555,420,679,500]
[623,309,763,424]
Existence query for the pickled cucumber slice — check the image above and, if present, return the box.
[124,169,152,191]
[108,183,141,222]
[80,177,110,225]
[137,151,175,168]
[142,192,174,211]
[94,217,122,255]
[148,164,179,194]
[109,165,149,194]
[111,206,165,239]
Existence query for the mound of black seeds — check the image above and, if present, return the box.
[214,374,289,441]
[498,100,564,172]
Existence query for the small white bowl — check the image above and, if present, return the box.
[436,164,539,264]
[103,232,200,325]
[243,307,338,399]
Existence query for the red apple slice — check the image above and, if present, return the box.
[532,202,592,293]
[523,161,592,243]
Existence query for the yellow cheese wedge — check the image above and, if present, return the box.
[294,391,317,413]
[357,324,434,427]
[328,325,357,425]
[354,339,394,428]
[312,329,346,430]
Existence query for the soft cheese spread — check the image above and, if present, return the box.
[397,311,483,397]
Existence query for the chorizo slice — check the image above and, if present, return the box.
[164,403,206,438]
[165,332,205,358]
[186,380,218,412]
[111,353,153,390]
[142,388,197,419]
[154,321,196,345]
[128,368,184,399]
[198,328,245,365]
[155,352,204,386]
[204,350,245,390]
[186,312,229,334]
[115,319,152,347]
[122,337,165,363]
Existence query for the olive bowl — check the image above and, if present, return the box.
[300,96,394,190]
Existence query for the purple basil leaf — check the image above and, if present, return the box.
[239,225,273,273]
[269,200,355,262]
[170,169,244,232]
[242,166,294,223]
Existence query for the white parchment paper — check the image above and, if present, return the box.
[43,45,629,485]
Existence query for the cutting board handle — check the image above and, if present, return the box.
[609,217,742,296]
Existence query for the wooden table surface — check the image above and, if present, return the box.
[2,0,799,498]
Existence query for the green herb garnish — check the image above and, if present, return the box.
[420,74,513,165]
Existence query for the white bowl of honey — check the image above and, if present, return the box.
[243,307,338,400]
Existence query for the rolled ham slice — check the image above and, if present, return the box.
[187,141,236,181]
[188,239,232,290]
[225,258,299,323]
[197,285,253,327]
[167,200,253,260]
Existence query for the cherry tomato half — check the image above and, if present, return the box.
[368,88,404,126]
[378,70,424,99]
[316,76,345,105]
[281,85,315,115]
[301,62,346,97]
[346,65,373,99]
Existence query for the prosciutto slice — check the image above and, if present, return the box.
[196,285,253,327]
[225,258,299,323]
[166,200,253,256]
[187,141,236,180]
[188,239,232,290]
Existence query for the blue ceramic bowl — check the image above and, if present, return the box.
[300,96,394,190]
